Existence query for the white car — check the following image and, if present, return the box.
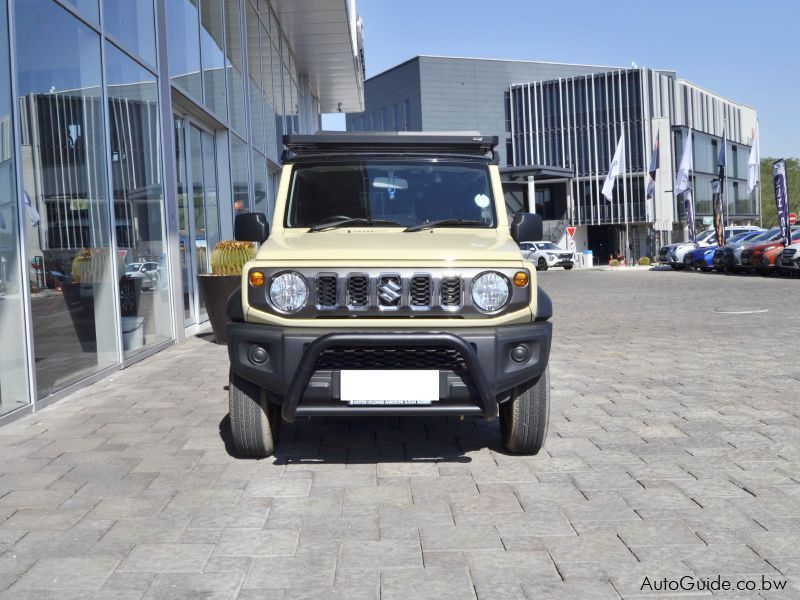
[125,262,161,290]
[779,240,800,274]
[659,226,761,269]
[520,241,574,271]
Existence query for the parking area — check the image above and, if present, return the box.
[0,268,799,599]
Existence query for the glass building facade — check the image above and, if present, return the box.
[508,68,758,238]
[0,0,364,419]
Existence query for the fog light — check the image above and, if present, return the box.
[248,345,269,365]
[249,271,265,287]
[510,344,530,364]
[513,271,529,287]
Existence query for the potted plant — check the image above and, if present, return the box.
[197,240,256,344]
[64,248,142,351]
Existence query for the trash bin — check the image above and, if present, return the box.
[582,250,594,269]
[121,316,145,352]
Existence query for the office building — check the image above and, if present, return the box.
[0,0,365,419]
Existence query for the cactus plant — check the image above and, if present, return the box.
[210,241,256,276]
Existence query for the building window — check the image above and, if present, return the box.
[103,0,157,66]
[0,0,29,414]
[166,0,202,101]
[381,107,388,131]
[224,0,246,135]
[392,103,399,131]
[404,98,411,130]
[105,42,172,357]
[15,0,117,397]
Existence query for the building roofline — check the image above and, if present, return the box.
[676,78,757,111]
[363,55,623,84]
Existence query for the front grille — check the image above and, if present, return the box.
[410,275,432,308]
[741,250,753,264]
[784,249,797,259]
[315,346,469,371]
[316,275,337,307]
[440,277,462,308]
[346,274,369,309]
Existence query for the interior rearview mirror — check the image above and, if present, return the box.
[510,213,543,244]
[235,212,270,243]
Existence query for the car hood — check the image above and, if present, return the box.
[255,229,525,264]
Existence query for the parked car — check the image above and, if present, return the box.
[744,228,800,276]
[779,240,800,274]
[712,230,764,272]
[685,245,718,271]
[521,241,574,271]
[659,226,761,269]
[125,262,161,290]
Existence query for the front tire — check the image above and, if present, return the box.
[499,369,550,455]
[670,264,684,270]
[537,257,548,271]
[229,371,279,458]
[563,265,574,270]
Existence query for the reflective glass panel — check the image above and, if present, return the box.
[61,0,99,23]
[252,148,267,215]
[105,43,172,357]
[174,117,193,322]
[224,0,246,135]
[15,0,117,397]
[230,134,249,214]
[200,0,226,118]
[0,0,29,414]
[166,0,202,100]
[246,1,265,152]
[103,0,156,66]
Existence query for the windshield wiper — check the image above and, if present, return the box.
[309,218,403,232]
[404,219,489,232]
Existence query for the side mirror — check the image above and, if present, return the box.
[510,213,543,245]
[235,212,269,243]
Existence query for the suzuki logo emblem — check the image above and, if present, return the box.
[378,277,401,306]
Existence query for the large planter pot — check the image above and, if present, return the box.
[197,274,240,344]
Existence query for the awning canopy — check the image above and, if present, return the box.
[500,165,574,182]
[269,0,364,113]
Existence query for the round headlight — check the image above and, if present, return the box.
[471,272,510,312]
[269,272,308,312]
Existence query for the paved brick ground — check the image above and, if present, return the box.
[1,268,799,599]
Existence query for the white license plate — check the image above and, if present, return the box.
[340,370,439,405]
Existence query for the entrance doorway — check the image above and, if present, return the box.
[587,225,615,264]
[174,116,221,328]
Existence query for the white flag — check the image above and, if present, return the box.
[601,134,625,201]
[747,124,759,194]
[674,130,693,194]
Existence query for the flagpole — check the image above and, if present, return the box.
[622,132,629,265]
[757,120,762,227]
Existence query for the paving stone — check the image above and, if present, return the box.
[242,554,337,590]
[380,566,476,600]
[419,525,502,552]
[338,539,422,569]
[117,543,214,573]
[142,572,243,600]
[213,528,298,557]
[12,557,119,590]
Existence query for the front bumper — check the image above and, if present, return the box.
[227,321,552,422]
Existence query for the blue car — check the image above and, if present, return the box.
[685,245,717,271]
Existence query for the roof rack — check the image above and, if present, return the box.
[282,132,499,162]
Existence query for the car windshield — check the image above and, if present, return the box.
[126,264,142,272]
[727,232,756,244]
[536,242,559,250]
[696,230,715,242]
[749,228,781,242]
[285,161,496,229]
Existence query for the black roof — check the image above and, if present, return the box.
[282,132,499,162]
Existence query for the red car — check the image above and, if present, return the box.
[742,227,800,275]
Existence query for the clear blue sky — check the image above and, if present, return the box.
[323,0,797,158]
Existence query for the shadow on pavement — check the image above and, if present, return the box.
[218,413,505,464]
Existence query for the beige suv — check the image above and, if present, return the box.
[226,133,553,457]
